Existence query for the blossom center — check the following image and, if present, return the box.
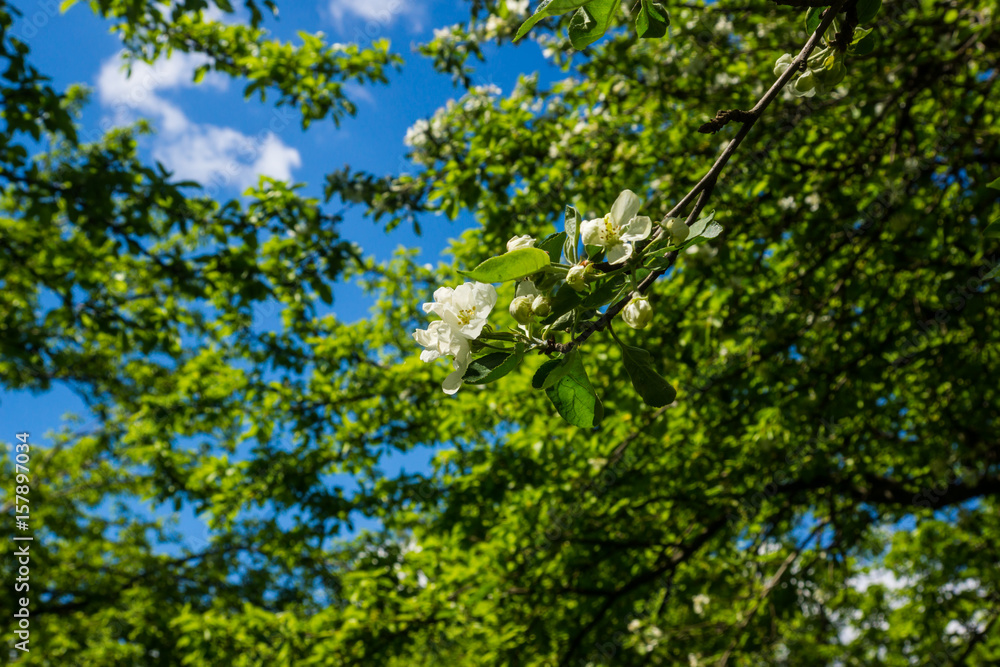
[456,307,476,327]
[603,214,621,244]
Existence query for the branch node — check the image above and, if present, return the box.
[698,109,757,134]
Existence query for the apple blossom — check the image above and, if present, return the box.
[622,294,653,329]
[422,282,498,339]
[531,295,551,317]
[412,320,474,395]
[506,234,536,252]
[773,53,794,77]
[509,296,533,324]
[580,189,652,265]
[665,218,690,244]
[415,281,497,394]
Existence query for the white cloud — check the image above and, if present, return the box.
[326,0,425,31]
[343,82,375,106]
[95,51,301,191]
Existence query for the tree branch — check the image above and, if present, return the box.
[542,0,849,357]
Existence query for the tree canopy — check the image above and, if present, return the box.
[1,0,999,664]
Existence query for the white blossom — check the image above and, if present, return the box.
[506,234,536,252]
[622,294,653,329]
[692,593,710,615]
[422,282,497,339]
[778,196,798,211]
[403,118,431,148]
[507,0,529,16]
[412,321,473,395]
[580,190,652,265]
[774,53,794,78]
[414,282,497,394]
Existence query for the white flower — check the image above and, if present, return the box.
[566,263,590,291]
[692,593,710,615]
[778,195,797,211]
[507,0,529,16]
[622,294,653,329]
[506,234,536,252]
[805,193,821,211]
[422,282,498,339]
[580,190,652,265]
[774,53,794,78]
[485,15,504,34]
[404,118,431,148]
[509,296,534,324]
[415,282,497,394]
[412,321,473,395]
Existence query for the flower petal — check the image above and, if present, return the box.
[621,215,652,242]
[607,242,632,265]
[442,349,472,394]
[515,280,540,299]
[580,218,605,247]
[610,190,641,227]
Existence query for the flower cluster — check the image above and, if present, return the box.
[411,188,715,406]
[774,48,846,98]
[413,282,497,394]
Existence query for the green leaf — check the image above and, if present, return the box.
[459,247,551,283]
[532,357,565,389]
[514,0,592,42]
[987,177,1000,190]
[856,0,882,24]
[541,284,583,325]
[851,29,878,56]
[636,0,669,39]
[805,6,826,33]
[687,209,717,238]
[538,232,568,263]
[701,221,724,239]
[581,274,626,308]
[564,205,581,263]
[984,219,1000,239]
[544,352,603,427]
[612,329,677,407]
[463,345,524,384]
[568,0,621,50]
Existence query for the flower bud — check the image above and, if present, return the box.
[509,296,534,324]
[666,218,690,244]
[506,234,536,252]
[566,263,591,291]
[773,53,794,78]
[793,69,817,97]
[531,295,551,318]
[622,295,653,330]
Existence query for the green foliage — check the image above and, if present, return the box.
[2,0,1000,665]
